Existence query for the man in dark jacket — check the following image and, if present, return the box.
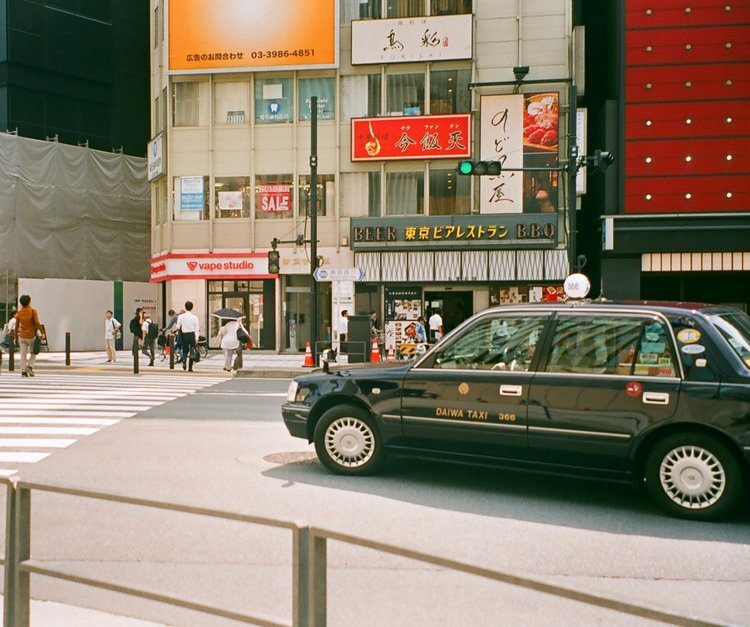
[129,308,143,358]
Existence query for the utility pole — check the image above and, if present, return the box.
[567,83,579,273]
[309,96,319,363]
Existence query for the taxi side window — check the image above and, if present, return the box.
[547,316,677,377]
[431,316,547,371]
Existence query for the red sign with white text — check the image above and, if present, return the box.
[257,185,292,213]
[351,114,471,161]
[150,253,274,282]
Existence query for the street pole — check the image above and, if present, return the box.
[310,96,319,363]
[567,83,578,273]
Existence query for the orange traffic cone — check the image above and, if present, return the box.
[303,341,314,367]
[370,338,381,363]
[387,345,396,361]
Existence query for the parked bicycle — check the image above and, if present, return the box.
[158,332,208,362]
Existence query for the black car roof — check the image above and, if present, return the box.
[482,300,738,317]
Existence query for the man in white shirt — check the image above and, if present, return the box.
[104,310,121,363]
[175,301,200,371]
[428,309,443,342]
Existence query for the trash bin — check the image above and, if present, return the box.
[347,314,370,363]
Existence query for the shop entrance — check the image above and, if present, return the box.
[285,287,312,352]
[207,280,272,349]
[425,290,473,336]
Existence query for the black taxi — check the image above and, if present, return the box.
[282,301,750,520]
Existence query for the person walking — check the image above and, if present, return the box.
[141,312,157,366]
[428,308,443,342]
[104,310,121,363]
[216,317,250,372]
[175,301,200,371]
[14,295,44,377]
[129,307,144,360]
[415,316,428,343]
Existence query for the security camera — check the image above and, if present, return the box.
[513,66,530,82]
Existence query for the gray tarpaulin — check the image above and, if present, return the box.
[0,133,150,292]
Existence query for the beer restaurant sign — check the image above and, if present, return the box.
[350,215,557,250]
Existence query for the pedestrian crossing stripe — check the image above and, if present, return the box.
[0,372,227,476]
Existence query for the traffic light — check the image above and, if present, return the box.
[457,160,502,176]
[593,150,614,172]
[267,250,280,274]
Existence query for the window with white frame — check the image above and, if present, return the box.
[341,172,382,217]
[387,73,424,115]
[430,69,471,114]
[173,81,209,127]
[215,177,250,218]
[173,176,209,220]
[386,171,424,215]
[254,77,293,124]
[214,82,248,125]
[256,174,293,219]
[429,169,470,216]
[299,174,335,216]
[298,78,336,121]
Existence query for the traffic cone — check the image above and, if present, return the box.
[387,345,396,361]
[303,341,314,367]
[370,338,381,363]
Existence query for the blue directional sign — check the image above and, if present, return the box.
[313,267,364,282]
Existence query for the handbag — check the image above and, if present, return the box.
[189,345,201,363]
[237,326,250,345]
[32,336,42,354]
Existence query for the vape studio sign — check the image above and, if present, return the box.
[150,253,274,282]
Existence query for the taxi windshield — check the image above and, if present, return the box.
[708,311,750,368]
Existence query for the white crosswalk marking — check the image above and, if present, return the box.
[0,373,226,476]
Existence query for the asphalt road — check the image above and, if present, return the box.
[6,375,750,626]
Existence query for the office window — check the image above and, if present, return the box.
[387,0,424,18]
[215,177,250,218]
[256,174,293,220]
[255,78,293,124]
[173,176,209,220]
[341,172,381,217]
[341,0,382,22]
[430,69,471,114]
[387,73,424,116]
[429,169,470,215]
[342,74,381,119]
[214,82,248,125]
[299,175,335,216]
[173,82,209,127]
[299,78,336,121]
[431,0,472,15]
[386,171,424,215]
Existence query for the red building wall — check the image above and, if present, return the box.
[624,0,750,213]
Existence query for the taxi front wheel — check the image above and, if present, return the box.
[314,406,383,475]
[644,432,745,521]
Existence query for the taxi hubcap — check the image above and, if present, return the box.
[325,417,374,468]
[659,445,725,509]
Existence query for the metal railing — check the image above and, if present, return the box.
[0,477,718,627]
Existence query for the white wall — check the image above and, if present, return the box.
[19,278,158,351]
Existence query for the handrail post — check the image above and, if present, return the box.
[65,332,71,366]
[293,526,326,627]
[4,484,31,627]
[168,334,175,370]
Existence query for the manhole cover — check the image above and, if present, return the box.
[263,451,319,465]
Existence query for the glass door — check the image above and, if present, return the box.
[208,293,249,349]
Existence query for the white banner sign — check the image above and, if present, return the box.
[352,14,472,65]
[576,108,587,195]
[147,134,164,181]
[150,253,272,282]
[480,94,524,214]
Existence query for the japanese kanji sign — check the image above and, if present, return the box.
[351,114,471,162]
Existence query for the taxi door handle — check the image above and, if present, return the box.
[643,392,670,405]
[499,384,523,397]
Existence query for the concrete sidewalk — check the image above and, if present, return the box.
[1,349,311,378]
[0,597,167,626]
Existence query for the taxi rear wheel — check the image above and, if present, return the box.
[314,406,383,475]
[644,432,744,521]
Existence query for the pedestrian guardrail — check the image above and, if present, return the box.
[0,477,718,627]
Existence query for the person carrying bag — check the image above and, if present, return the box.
[14,294,44,377]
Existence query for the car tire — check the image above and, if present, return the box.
[314,405,383,475]
[644,432,745,521]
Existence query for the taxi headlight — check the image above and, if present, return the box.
[286,381,299,403]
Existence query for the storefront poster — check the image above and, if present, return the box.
[351,114,471,161]
[218,191,243,212]
[257,185,292,213]
[384,286,422,321]
[168,0,337,73]
[180,176,204,211]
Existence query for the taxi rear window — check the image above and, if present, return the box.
[708,311,750,368]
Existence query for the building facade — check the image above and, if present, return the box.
[580,0,750,312]
[150,0,580,352]
[0,0,149,156]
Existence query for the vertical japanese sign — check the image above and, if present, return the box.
[480,95,524,214]
[180,176,204,212]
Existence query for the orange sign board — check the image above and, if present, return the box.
[167,0,338,73]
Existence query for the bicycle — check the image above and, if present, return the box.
[158,333,208,362]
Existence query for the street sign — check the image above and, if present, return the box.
[313,267,365,282]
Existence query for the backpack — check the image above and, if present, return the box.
[236,326,250,345]
[148,321,159,339]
